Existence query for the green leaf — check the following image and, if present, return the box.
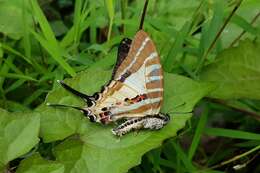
[38,69,213,173]
[200,40,260,99]
[16,153,64,173]
[38,70,111,142]
[0,100,30,112]
[0,0,32,39]
[0,108,40,166]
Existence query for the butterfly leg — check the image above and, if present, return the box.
[111,113,170,136]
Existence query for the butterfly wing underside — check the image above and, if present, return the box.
[94,30,163,121]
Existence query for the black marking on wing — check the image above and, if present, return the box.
[90,38,131,102]
[119,70,131,82]
[111,38,132,79]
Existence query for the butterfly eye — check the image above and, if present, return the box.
[88,115,97,122]
[87,100,96,107]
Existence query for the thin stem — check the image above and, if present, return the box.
[229,12,260,47]
[107,19,113,41]
[139,0,149,30]
[120,0,127,34]
[195,0,243,74]
[209,145,260,169]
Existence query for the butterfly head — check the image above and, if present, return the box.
[79,108,97,122]
[87,106,113,125]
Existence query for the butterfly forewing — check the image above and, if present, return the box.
[115,30,163,114]
[93,30,163,122]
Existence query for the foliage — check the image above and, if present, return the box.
[0,0,260,173]
[200,40,260,99]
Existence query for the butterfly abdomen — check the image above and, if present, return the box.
[112,113,170,136]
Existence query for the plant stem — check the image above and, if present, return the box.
[209,145,260,169]
[195,0,243,75]
[229,12,260,47]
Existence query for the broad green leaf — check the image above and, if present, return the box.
[38,70,111,142]
[200,40,260,99]
[16,153,64,173]
[0,108,40,166]
[0,164,5,173]
[0,100,30,112]
[38,69,213,173]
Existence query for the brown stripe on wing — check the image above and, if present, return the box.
[147,91,163,99]
[114,102,161,118]
[97,30,164,119]
[114,30,163,81]
[114,30,148,80]
[146,80,162,89]
[115,30,164,112]
[145,60,164,114]
[145,58,159,67]
[128,37,154,74]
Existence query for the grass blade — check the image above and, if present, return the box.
[204,128,260,140]
[0,73,37,81]
[105,0,115,41]
[30,0,76,76]
[188,105,208,160]
[172,141,197,172]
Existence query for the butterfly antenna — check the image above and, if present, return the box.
[139,0,149,30]
[46,102,87,113]
[166,102,193,114]
[168,111,193,115]
[57,80,93,106]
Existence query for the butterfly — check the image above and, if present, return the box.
[47,30,170,136]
